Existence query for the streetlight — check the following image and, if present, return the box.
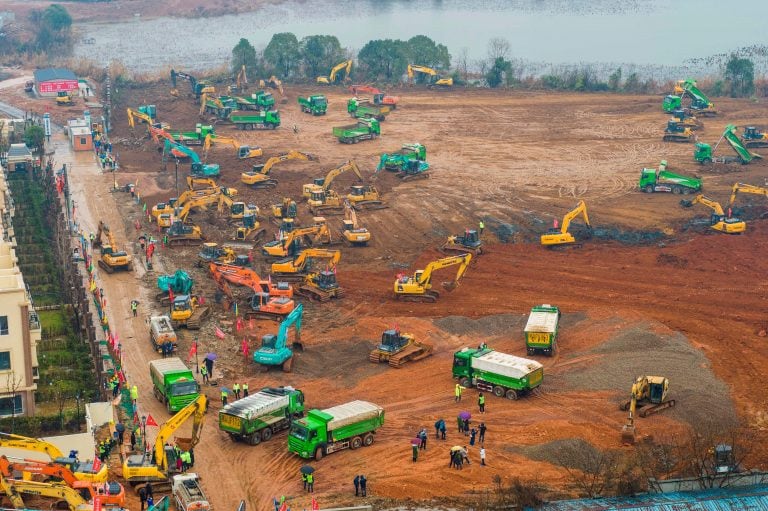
[75,392,82,430]
[141,415,147,452]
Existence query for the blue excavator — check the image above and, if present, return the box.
[162,138,220,177]
[253,303,303,372]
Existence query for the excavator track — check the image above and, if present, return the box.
[439,245,483,256]
[638,399,676,417]
[351,201,389,211]
[387,342,434,368]
[309,206,345,216]
[270,272,310,283]
[398,172,430,182]
[247,180,278,189]
[185,306,210,330]
[168,236,205,246]
[296,286,345,302]
[663,134,695,143]
[394,290,439,303]
[244,311,286,322]
[745,140,768,148]
[98,260,115,274]
[368,350,385,363]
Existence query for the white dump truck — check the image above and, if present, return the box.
[172,473,210,511]
[150,315,178,353]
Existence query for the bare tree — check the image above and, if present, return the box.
[456,47,470,82]
[677,426,755,489]
[487,37,511,62]
[554,441,620,498]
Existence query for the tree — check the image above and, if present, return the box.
[263,32,300,78]
[31,4,72,53]
[24,125,45,155]
[487,37,511,62]
[486,57,511,88]
[725,55,754,97]
[608,68,622,91]
[406,35,450,70]
[456,47,470,82]
[42,4,71,32]
[358,39,409,82]
[300,35,344,81]
[231,38,257,77]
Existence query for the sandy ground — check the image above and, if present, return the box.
[3,79,768,509]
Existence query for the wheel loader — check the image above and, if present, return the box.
[369,329,433,368]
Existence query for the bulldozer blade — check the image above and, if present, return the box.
[621,424,637,445]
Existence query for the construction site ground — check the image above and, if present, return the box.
[5,82,768,508]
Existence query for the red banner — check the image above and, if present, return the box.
[311,497,319,511]
[146,414,158,427]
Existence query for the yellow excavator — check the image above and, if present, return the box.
[186,176,218,191]
[407,64,453,88]
[123,395,207,486]
[271,197,299,225]
[305,160,365,215]
[152,187,219,222]
[202,133,262,160]
[341,199,371,246]
[394,253,472,303]
[241,150,318,189]
[727,183,768,210]
[680,194,746,234]
[96,222,133,273]
[540,200,592,248]
[172,188,237,225]
[234,213,266,242]
[0,474,98,511]
[0,433,107,483]
[262,220,337,258]
[218,192,258,220]
[259,76,284,96]
[169,294,211,329]
[271,248,341,281]
[346,184,388,210]
[229,64,248,94]
[317,60,353,85]
[620,376,675,445]
[126,107,169,132]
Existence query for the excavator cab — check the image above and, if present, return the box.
[56,90,73,105]
[311,270,339,291]
[379,329,409,352]
[171,295,194,322]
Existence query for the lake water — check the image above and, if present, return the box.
[74,0,768,76]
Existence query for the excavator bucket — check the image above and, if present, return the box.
[441,281,458,291]
[621,424,636,445]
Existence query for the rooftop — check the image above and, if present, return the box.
[33,68,77,82]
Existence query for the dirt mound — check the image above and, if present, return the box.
[435,314,525,337]
[560,322,737,429]
[510,438,601,470]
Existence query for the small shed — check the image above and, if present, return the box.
[33,68,78,97]
[68,119,93,151]
[4,143,35,171]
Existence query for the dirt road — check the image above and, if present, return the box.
[20,81,768,509]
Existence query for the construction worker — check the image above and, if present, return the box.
[131,300,138,317]
[478,220,485,235]
[180,450,191,472]
[478,392,486,413]
[200,365,208,385]
[233,383,240,400]
[454,383,463,402]
[242,382,249,397]
[301,472,308,490]
[130,385,138,408]
[306,472,314,493]
[221,388,228,406]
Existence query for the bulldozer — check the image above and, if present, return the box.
[620,376,676,445]
[663,120,696,143]
[234,213,267,242]
[296,269,344,302]
[394,253,472,303]
[440,229,483,256]
[166,220,205,246]
[346,184,388,210]
[341,200,371,246]
[197,242,236,266]
[169,295,210,329]
[541,200,592,248]
[680,194,746,234]
[369,329,433,368]
[96,222,134,273]
[742,126,768,148]
[56,91,73,106]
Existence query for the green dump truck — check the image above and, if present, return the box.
[230,110,281,130]
[219,386,305,445]
[168,124,215,146]
[332,118,380,144]
[236,91,275,111]
[298,95,327,116]
[288,400,384,460]
[524,304,561,356]
[639,160,701,194]
[347,98,391,121]
[453,347,543,400]
[149,357,200,413]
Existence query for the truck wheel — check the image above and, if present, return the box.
[527,347,535,356]
[459,377,471,388]
[248,432,261,445]
[672,186,681,195]
[314,447,323,461]
[644,185,654,193]
[506,389,518,400]
[350,436,363,450]
[261,428,273,442]
[493,386,505,398]
[363,433,374,446]
[682,187,691,195]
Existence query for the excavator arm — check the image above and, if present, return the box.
[163,138,201,164]
[274,303,303,351]
[153,395,207,473]
[559,200,590,235]
[261,151,318,175]
[0,456,78,486]
[685,194,726,216]
[0,475,89,511]
[0,434,64,460]
[728,183,768,207]
[322,160,364,191]
[418,254,472,289]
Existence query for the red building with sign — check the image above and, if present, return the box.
[33,68,78,97]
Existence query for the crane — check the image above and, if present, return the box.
[407,64,453,88]
[680,194,746,234]
[270,248,341,280]
[317,60,353,85]
[620,376,675,445]
[122,395,207,485]
[253,303,304,371]
[394,254,472,303]
[727,182,768,209]
[0,433,107,483]
[202,134,262,160]
[162,138,220,177]
[0,456,125,507]
[540,200,592,248]
[341,199,371,246]
[241,150,318,189]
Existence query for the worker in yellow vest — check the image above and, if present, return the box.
[242,382,249,397]
[233,383,240,400]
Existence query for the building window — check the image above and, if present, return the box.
[0,395,23,416]
[0,316,7,335]
[0,352,10,371]
[80,137,87,145]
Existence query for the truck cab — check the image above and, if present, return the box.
[288,410,329,459]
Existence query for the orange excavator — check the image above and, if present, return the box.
[208,262,293,298]
[0,455,125,507]
[210,262,295,321]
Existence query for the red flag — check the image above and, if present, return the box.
[214,327,226,339]
[236,317,243,332]
[188,342,197,362]
[168,287,174,304]
[311,497,319,511]
[278,503,287,511]
[241,338,248,357]
[92,456,101,473]
[145,414,158,427]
